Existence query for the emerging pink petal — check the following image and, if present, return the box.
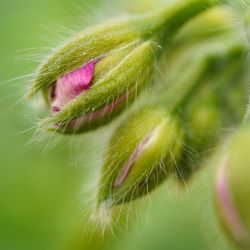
[114,131,153,187]
[216,164,248,245]
[50,60,97,114]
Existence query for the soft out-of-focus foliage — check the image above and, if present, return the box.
[0,0,242,250]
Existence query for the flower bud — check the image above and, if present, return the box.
[45,41,159,133]
[97,106,183,207]
[170,40,248,180]
[29,15,160,133]
[215,128,250,248]
[178,96,224,180]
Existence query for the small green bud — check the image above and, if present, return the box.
[178,94,223,180]
[185,57,246,150]
[215,128,250,248]
[168,40,248,181]
[97,106,183,207]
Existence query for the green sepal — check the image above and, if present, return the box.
[97,106,184,206]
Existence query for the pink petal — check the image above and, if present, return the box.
[50,60,97,114]
[216,165,248,245]
[114,132,153,187]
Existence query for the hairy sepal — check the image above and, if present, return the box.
[97,106,183,207]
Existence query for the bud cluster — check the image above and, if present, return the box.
[26,0,250,245]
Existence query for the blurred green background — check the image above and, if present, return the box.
[0,0,238,249]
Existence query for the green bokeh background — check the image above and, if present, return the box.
[0,0,237,249]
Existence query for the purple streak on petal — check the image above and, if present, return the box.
[216,164,248,245]
[114,132,153,188]
[50,60,97,115]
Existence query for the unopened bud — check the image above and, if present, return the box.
[45,41,159,133]
[97,106,183,207]
[215,128,250,249]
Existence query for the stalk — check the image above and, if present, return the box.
[142,0,217,43]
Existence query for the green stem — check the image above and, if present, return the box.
[162,56,210,112]
[141,0,217,44]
